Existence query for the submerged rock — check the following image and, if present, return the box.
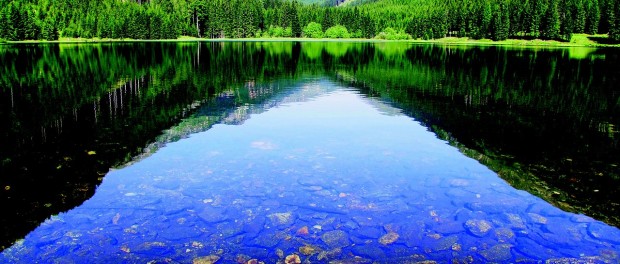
[321,230,350,248]
[350,244,386,259]
[527,213,548,224]
[503,213,526,230]
[268,212,295,226]
[193,255,220,264]
[479,244,512,262]
[428,235,458,251]
[284,254,301,264]
[494,228,515,242]
[133,241,172,256]
[296,226,309,236]
[299,244,320,255]
[464,219,492,237]
[317,247,343,261]
[587,222,620,243]
[276,248,285,259]
[198,208,229,224]
[378,232,399,245]
[356,226,383,239]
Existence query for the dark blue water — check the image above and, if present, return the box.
[2,78,619,263]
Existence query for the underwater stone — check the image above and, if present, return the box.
[296,226,309,236]
[133,241,173,256]
[193,255,220,264]
[449,179,470,187]
[378,232,399,245]
[321,230,350,248]
[247,233,280,248]
[428,235,458,251]
[299,245,320,255]
[158,225,203,241]
[356,226,383,239]
[350,244,386,259]
[343,220,359,230]
[317,248,343,261]
[267,212,295,226]
[527,213,548,224]
[466,198,527,214]
[479,244,512,262]
[242,217,265,239]
[587,222,620,244]
[400,225,425,248]
[570,214,594,223]
[433,221,465,235]
[464,219,492,237]
[513,237,561,259]
[284,254,301,264]
[503,213,526,230]
[198,207,229,224]
[351,216,375,227]
[494,228,515,242]
[217,222,245,238]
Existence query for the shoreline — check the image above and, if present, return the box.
[2,34,618,48]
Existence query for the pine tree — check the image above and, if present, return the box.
[323,8,334,29]
[10,3,25,40]
[492,1,510,40]
[0,8,13,40]
[478,0,493,39]
[542,0,561,39]
[609,0,620,40]
[290,1,302,37]
[585,0,600,34]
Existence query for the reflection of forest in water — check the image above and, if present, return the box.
[0,42,618,249]
[334,43,620,227]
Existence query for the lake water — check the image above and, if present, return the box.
[1,42,619,262]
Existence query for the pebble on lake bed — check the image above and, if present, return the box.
[379,232,399,245]
[193,255,220,264]
[321,230,350,248]
[465,219,492,237]
[296,226,309,236]
[285,254,301,264]
[268,212,294,226]
[299,245,320,255]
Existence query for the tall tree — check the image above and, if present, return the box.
[585,0,601,34]
[542,0,561,39]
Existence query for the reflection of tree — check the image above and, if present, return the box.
[0,42,308,250]
[335,44,620,227]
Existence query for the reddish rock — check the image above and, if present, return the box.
[296,226,309,236]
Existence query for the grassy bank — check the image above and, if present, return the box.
[2,34,619,47]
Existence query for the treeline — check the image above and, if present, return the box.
[1,0,620,41]
[352,0,609,41]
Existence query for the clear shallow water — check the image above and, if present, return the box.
[2,79,619,263]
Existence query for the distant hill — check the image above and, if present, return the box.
[297,0,328,5]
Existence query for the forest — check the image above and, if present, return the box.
[0,0,620,42]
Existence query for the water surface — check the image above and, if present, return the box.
[1,42,619,262]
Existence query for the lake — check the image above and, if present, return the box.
[1,42,619,262]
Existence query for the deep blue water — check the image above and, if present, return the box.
[2,78,619,263]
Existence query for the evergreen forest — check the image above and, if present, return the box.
[1,0,620,42]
